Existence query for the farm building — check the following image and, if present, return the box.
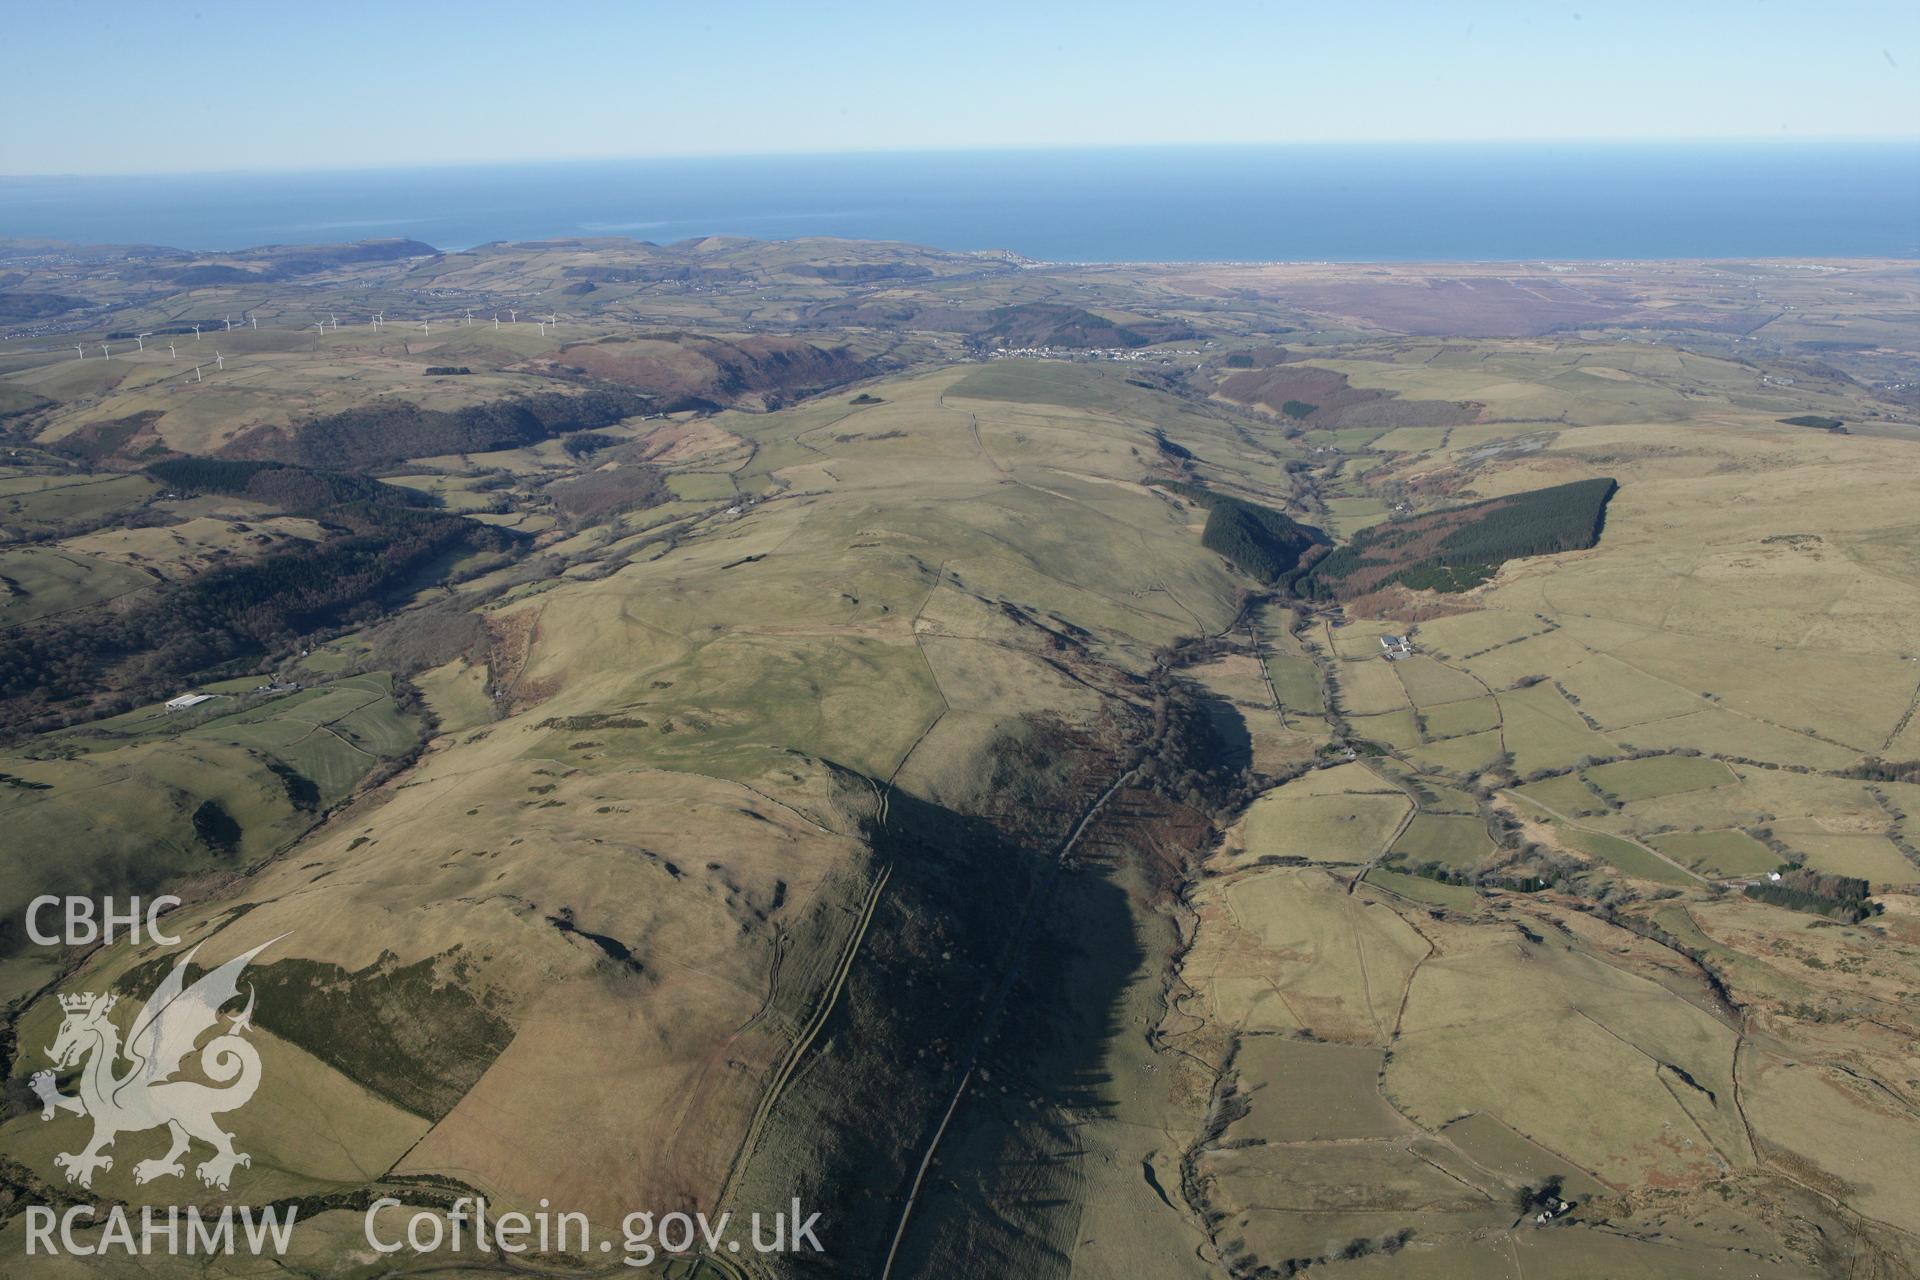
[164,693,214,712]
[1380,635,1413,658]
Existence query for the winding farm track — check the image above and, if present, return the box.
[713,857,892,1224]
[711,561,956,1245]
[878,764,1142,1280]
[1506,790,1708,885]
[710,539,1144,1275]
[1249,620,1284,718]
[1349,775,1420,895]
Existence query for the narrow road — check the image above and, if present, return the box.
[1506,791,1708,884]
[1350,783,1420,894]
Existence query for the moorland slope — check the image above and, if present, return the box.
[1,238,1918,1279]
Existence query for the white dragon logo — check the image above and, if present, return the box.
[30,935,282,1191]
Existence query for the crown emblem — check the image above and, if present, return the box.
[40,936,283,1193]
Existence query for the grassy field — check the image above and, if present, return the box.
[1772,824,1919,885]
[1513,771,1607,817]
[1556,823,1699,885]
[1583,755,1738,803]
[1498,681,1619,775]
[1167,325,1920,1276]
[1363,865,1481,909]
[1186,866,1428,1041]
[0,1025,430,1205]
[0,672,423,981]
[1263,653,1325,711]
[1420,694,1500,738]
[665,470,738,501]
[4,359,1264,1254]
[1334,654,1412,715]
[0,472,159,539]
[1406,728,1506,776]
[5,247,1920,1275]
[1176,856,1842,1274]
[1384,913,1745,1187]
[1236,763,1411,866]
[0,545,153,624]
[1221,1039,1409,1142]
[1389,813,1495,870]
[1347,708,1423,751]
[1649,829,1781,877]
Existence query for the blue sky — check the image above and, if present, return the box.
[5,0,1916,174]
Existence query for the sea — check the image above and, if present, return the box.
[2,143,1916,262]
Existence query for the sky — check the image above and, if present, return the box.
[4,0,1917,175]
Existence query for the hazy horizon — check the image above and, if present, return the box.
[6,142,1915,262]
[6,134,1920,183]
[8,0,1915,176]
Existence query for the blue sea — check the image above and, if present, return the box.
[2,143,1916,262]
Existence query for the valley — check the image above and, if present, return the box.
[1,235,1918,1278]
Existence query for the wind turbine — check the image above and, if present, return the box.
[508,309,517,323]
[214,351,225,370]
[134,332,152,352]
[536,320,546,336]
[546,313,558,327]
[99,343,110,360]
[192,324,201,341]
[420,320,431,335]
[313,320,326,337]
[73,344,84,360]
[464,309,473,326]
[330,313,339,330]
[249,314,258,329]
[492,313,500,329]
[168,342,177,360]
[193,366,203,383]
[224,315,233,332]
